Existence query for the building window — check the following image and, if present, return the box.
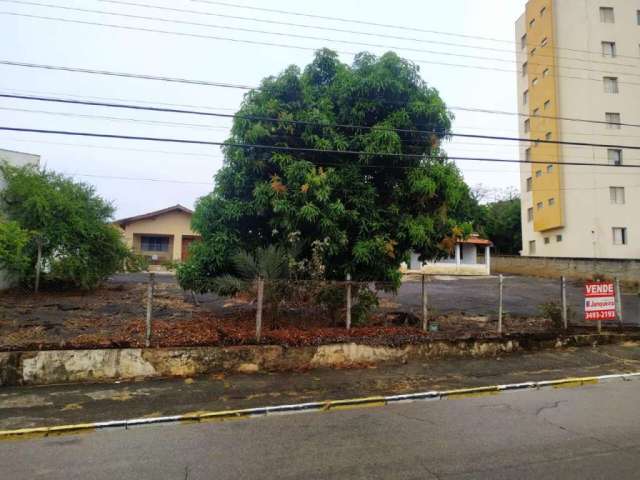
[537,201,544,210]
[545,132,552,141]
[532,77,538,86]
[525,148,532,162]
[602,41,616,57]
[531,47,537,57]
[544,100,551,110]
[529,240,536,254]
[548,197,555,206]
[547,164,554,173]
[524,118,530,133]
[521,33,527,49]
[527,207,534,222]
[140,236,170,252]
[606,112,621,129]
[556,235,563,242]
[526,177,532,191]
[603,76,619,93]
[613,227,627,245]
[540,37,548,48]
[523,89,529,105]
[610,186,625,204]
[536,170,542,178]
[608,148,622,165]
[544,237,550,244]
[522,62,528,76]
[540,6,546,17]
[529,18,536,29]
[637,10,640,25]
[600,7,615,23]
[533,108,540,116]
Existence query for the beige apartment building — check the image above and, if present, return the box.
[516,0,640,258]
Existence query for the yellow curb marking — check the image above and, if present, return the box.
[0,373,632,442]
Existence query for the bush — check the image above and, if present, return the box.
[351,287,379,326]
[0,220,31,284]
[0,163,133,290]
[538,301,563,328]
[124,253,149,273]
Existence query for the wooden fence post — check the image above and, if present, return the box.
[346,274,352,330]
[145,272,155,347]
[256,277,264,342]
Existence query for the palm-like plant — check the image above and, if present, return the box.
[212,245,291,328]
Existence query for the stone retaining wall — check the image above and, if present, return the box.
[492,255,640,284]
[2,333,638,387]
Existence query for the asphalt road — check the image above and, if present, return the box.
[3,379,640,479]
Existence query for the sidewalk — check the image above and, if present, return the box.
[2,343,640,430]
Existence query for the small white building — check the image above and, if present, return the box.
[0,148,41,289]
[401,234,493,276]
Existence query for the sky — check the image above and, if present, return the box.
[0,0,528,219]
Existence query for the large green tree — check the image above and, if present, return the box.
[178,50,477,292]
[0,163,131,290]
[480,197,522,255]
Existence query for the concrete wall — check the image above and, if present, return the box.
[120,210,196,262]
[492,255,640,283]
[0,149,40,290]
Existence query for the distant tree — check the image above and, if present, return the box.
[178,49,478,292]
[480,197,522,255]
[0,163,131,290]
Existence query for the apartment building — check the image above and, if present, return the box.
[515,0,640,258]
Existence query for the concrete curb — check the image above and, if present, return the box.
[2,371,639,441]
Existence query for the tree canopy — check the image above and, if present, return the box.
[178,50,479,292]
[0,163,131,290]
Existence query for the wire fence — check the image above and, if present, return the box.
[1,272,638,351]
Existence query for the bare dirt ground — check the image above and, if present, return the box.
[0,274,636,351]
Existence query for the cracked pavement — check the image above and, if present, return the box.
[3,375,640,478]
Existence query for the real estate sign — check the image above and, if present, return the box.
[584,281,616,321]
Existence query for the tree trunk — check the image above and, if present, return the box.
[34,239,42,293]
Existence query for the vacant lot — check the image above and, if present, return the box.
[0,274,636,351]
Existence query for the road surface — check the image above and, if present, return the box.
[2,378,640,479]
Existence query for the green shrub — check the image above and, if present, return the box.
[0,220,31,284]
[538,301,563,328]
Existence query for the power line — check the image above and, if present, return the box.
[7,0,640,80]
[0,58,254,90]
[190,0,640,62]
[2,125,640,169]
[6,11,640,90]
[2,131,629,167]
[66,172,213,185]
[0,106,232,130]
[4,93,640,151]
[0,135,226,158]
[3,84,638,132]
[98,0,640,72]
